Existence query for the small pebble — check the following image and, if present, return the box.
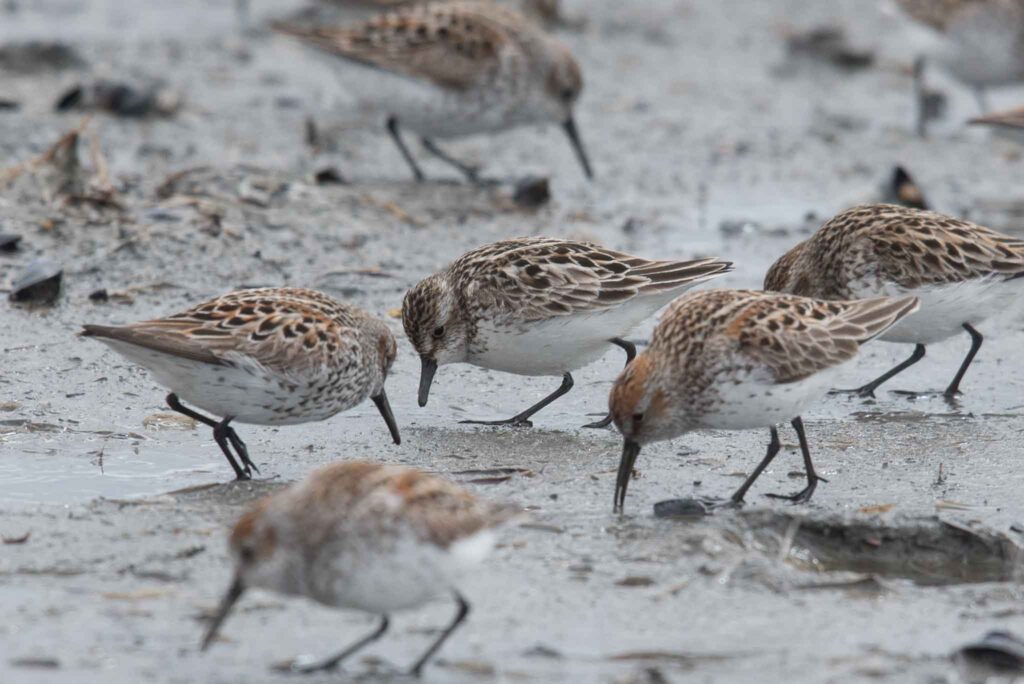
[512,176,550,208]
[653,498,712,518]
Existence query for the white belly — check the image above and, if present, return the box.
[96,339,367,426]
[696,365,840,431]
[468,297,672,376]
[328,60,528,139]
[313,529,495,613]
[863,278,1023,345]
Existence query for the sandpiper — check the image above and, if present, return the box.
[402,237,732,427]
[765,204,1024,399]
[887,0,1024,134]
[272,1,592,182]
[82,288,400,480]
[200,460,518,675]
[609,289,919,513]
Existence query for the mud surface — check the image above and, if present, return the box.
[3,1,1024,682]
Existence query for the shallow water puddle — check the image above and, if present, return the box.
[746,511,1024,585]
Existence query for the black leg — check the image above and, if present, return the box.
[295,615,390,674]
[224,426,258,476]
[407,593,469,677]
[974,87,990,114]
[461,373,573,428]
[386,117,425,182]
[831,344,926,397]
[945,323,983,398]
[583,338,638,429]
[420,138,481,183]
[166,393,249,480]
[914,55,928,137]
[212,417,252,480]
[766,417,826,504]
[728,427,781,505]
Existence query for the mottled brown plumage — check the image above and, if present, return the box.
[608,289,918,511]
[272,1,591,180]
[622,289,920,406]
[280,460,519,549]
[84,288,393,376]
[765,204,1024,297]
[403,237,731,425]
[82,288,401,479]
[202,461,518,674]
[765,204,1024,397]
[894,0,1016,30]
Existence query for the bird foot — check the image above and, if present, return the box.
[765,480,822,505]
[581,413,613,429]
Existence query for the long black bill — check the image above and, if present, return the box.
[200,576,245,652]
[418,357,438,408]
[614,440,641,514]
[562,116,593,180]
[371,389,402,445]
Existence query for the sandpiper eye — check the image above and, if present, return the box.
[239,545,255,563]
[560,88,574,101]
[633,413,644,424]
[431,326,445,339]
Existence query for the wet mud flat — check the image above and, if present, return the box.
[4,0,1024,682]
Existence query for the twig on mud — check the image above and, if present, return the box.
[0,116,92,186]
[2,532,31,544]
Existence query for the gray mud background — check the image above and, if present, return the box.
[3,1,1024,682]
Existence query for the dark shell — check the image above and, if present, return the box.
[9,258,63,305]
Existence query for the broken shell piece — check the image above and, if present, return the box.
[0,233,21,252]
[9,258,63,305]
[512,176,551,208]
[955,631,1024,678]
[653,498,713,518]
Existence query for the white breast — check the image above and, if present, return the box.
[695,365,841,431]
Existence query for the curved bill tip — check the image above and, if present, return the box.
[200,576,244,652]
[418,357,437,408]
[613,440,641,514]
[372,389,402,445]
[562,116,593,181]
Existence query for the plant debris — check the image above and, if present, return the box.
[785,26,874,70]
[884,166,929,210]
[56,80,182,118]
[142,413,198,430]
